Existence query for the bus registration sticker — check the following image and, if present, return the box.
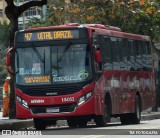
[46,107,60,113]
[78,70,89,80]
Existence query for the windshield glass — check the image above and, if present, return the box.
[16,44,92,85]
[16,47,51,85]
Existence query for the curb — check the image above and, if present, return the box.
[141,113,160,121]
[0,119,33,130]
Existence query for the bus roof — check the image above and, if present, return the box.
[24,23,121,31]
[22,23,151,41]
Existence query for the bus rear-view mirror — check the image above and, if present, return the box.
[95,50,102,63]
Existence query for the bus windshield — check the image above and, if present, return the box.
[15,44,92,85]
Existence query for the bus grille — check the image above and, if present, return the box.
[29,104,76,114]
[17,85,82,96]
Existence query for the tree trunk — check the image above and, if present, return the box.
[9,18,18,119]
[4,0,47,119]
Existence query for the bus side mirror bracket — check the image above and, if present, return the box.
[6,47,15,76]
[95,49,102,63]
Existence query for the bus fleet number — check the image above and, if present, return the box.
[62,97,74,102]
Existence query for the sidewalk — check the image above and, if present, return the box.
[0,108,160,130]
[0,112,33,130]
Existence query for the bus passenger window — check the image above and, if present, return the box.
[120,39,128,70]
[111,37,120,70]
[99,36,112,70]
[141,41,148,71]
[146,42,152,71]
[128,39,135,71]
[133,40,142,70]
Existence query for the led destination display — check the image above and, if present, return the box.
[18,30,82,42]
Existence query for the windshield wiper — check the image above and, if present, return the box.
[32,46,45,63]
[15,50,19,74]
[31,45,46,74]
[57,42,72,62]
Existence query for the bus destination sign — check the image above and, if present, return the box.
[22,30,79,42]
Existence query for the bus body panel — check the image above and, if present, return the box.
[93,27,155,115]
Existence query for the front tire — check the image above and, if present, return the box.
[95,102,110,127]
[77,120,88,127]
[67,119,78,128]
[34,118,46,130]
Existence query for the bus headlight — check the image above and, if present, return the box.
[77,92,92,106]
[16,96,29,109]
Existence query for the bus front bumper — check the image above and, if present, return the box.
[16,96,95,119]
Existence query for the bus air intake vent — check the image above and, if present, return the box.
[17,84,83,96]
[30,103,76,114]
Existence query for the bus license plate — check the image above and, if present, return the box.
[46,107,60,113]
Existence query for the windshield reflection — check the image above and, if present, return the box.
[16,44,92,85]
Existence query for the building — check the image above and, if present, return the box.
[0,0,9,24]
[17,0,46,30]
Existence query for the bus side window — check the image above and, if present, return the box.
[111,37,120,70]
[141,41,148,71]
[99,36,112,70]
[128,39,135,71]
[120,39,128,70]
[93,34,102,72]
[133,40,142,71]
[146,42,152,71]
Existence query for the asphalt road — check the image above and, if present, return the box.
[1,118,160,138]
[41,119,160,135]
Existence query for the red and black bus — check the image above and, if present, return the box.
[6,23,155,129]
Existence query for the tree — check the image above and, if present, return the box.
[0,22,9,86]
[48,0,160,41]
[5,0,47,118]
[0,49,8,86]
[0,21,10,49]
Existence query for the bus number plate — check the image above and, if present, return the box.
[46,107,60,113]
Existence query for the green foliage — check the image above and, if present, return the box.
[0,49,7,86]
[27,0,160,41]
[0,22,9,85]
[0,21,10,49]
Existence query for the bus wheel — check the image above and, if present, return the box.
[34,118,46,130]
[95,102,109,127]
[131,95,141,124]
[77,120,88,127]
[67,119,78,128]
[120,114,130,125]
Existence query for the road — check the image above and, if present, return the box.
[43,119,160,135]
[1,119,160,138]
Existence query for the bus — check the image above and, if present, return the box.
[6,23,155,130]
